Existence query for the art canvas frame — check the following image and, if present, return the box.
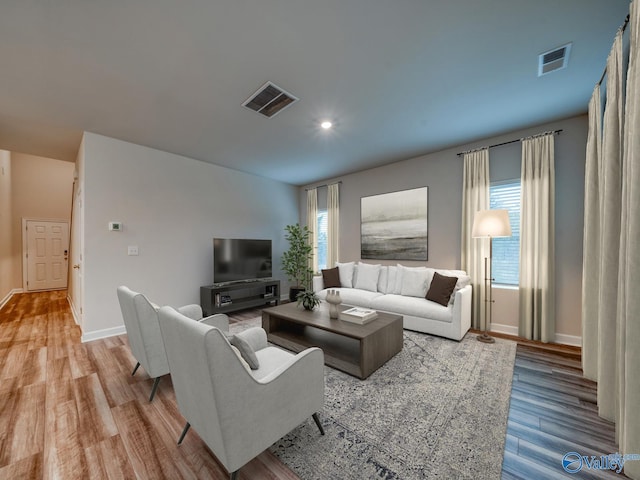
[361,186,428,260]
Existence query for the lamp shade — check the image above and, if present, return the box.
[472,209,512,238]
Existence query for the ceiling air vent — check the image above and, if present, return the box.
[538,43,572,76]
[242,82,299,118]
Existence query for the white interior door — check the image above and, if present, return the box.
[25,220,69,291]
[69,182,84,327]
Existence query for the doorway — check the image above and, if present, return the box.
[22,219,70,291]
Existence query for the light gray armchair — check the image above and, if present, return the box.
[157,305,325,480]
[116,286,228,401]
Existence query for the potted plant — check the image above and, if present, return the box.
[297,290,321,311]
[282,224,314,301]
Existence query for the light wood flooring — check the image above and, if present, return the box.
[0,291,296,479]
[0,291,626,479]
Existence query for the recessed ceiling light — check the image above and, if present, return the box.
[320,121,333,130]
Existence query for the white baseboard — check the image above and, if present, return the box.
[554,333,582,347]
[66,295,82,326]
[0,291,12,310]
[490,323,582,347]
[81,325,126,343]
[490,323,519,336]
[0,288,24,310]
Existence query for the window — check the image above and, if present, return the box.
[490,181,520,286]
[317,209,328,271]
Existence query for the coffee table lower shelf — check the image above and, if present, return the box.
[267,327,363,378]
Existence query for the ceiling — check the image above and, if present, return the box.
[0,0,631,186]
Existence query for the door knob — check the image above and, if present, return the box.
[73,264,80,269]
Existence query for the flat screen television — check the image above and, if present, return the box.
[213,238,272,284]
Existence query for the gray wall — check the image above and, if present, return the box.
[300,114,587,340]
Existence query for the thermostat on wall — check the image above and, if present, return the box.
[108,221,123,231]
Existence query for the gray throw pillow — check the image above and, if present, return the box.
[228,334,260,370]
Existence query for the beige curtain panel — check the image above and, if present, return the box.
[582,3,640,477]
[327,183,340,267]
[618,3,640,472]
[618,3,640,476]
[597,30,624,424]
[461,149,489,330]
[519,133,555,343]
[581,85,602,382]
[306,188,318,274]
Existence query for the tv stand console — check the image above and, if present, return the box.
[200,280,280,316]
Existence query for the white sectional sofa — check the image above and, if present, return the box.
[313,262,472,341]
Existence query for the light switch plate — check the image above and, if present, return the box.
[109,221,123,231]
[127,246,139,256]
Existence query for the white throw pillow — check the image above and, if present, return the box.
[400,267,433,298]
[451,275,471,305]
[335,261,356,288]
[435,268,467,278]
[377,266,389,293]
[385,266,397,294]
[392,264,406,294]
[382,266,394,293]
[354,262,381,292]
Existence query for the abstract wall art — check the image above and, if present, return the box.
[361,186,428,261]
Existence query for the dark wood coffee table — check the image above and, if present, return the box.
[262,302,403,379]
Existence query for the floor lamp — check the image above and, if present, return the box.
[472,209,512,344]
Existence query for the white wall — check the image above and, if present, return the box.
[0,150,12,303]
[299,114,587,342]
[68,138,85,327]
[9,152,75,288]
[81,133,299,338]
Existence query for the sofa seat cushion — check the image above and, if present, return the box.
[252,346,295,380]
[370,294,453,323]
[317,287,383,306]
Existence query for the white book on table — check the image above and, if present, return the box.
[339,307,378,324]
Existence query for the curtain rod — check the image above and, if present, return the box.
[305,181,342,191]
[598,13,631,86]
[456,129,563,157]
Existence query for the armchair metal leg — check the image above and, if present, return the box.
[131,362,141,376]
[149,377,161,402]
[230,471,238,480]
[312,413,325,435]
[177,422,191,445]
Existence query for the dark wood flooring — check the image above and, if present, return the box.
[0,291,627,479]
[501,343,627,479]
